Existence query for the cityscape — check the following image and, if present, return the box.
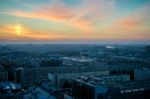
[0,44,150,99]
[0,0,150,99]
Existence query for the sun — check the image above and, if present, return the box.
[16,24,21,35]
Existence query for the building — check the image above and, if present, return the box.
[72,78,150,99]
[14,68,24,84]
[107,60,143,71]
[22,87,56,99]
[40,57,63,67]
[134,68,150,80]
[0,65,8,82]
[107,60,148,80]
[2,64,15,82]
[0,82,21,99]
[48,71,109,86]
[62,57,94,66]
[91,74,130,84]
[21,66,109,87]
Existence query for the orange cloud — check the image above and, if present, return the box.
[117,3,150,28]
[118,19,141,27]
[2,0,149,41]
[21,31,68,41]
[2,0,117,34]
[21,33,67,41]
[0,24,68,41]
[105,3,150,38]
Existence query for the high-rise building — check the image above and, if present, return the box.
[14,68,24,84]
[0,65,8,82]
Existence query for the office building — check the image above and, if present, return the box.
[72,78,150,99]
[0,65,8,82]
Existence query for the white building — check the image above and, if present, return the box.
[48,71,109,86]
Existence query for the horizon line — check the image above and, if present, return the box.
[0,40,150,45]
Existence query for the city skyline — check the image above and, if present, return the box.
[0,0,150,42]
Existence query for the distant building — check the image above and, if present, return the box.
[40,57,63,67]
[145,45,150,53]
[134,68,150,80]
[0,65,8,82]
[2,63,15,82]
[107,60,143,71]
[90,74,130,84]
[14,68,24,84]
[21,66,109,87]
[48,71,109,86]
[62,57,94,66]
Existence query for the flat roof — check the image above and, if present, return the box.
[109,80,150,90]
[74,77,150,90]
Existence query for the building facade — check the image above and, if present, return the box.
[0,65,8,82]
[48,71,109,86]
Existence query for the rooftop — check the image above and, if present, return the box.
[74,76,150,90]
[110,80,150,90]
[0,82,21,90]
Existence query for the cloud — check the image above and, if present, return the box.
[103,3,150,40]
[0,24,68,41]
[1,0,116,33]
[118,19,142,27]
[117,3,150,27]
[3,0,149,41]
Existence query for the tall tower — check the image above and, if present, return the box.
[14,68,24,85]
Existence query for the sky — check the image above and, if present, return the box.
[0,0,150,43]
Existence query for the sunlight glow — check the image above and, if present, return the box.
[16,24,21,35]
